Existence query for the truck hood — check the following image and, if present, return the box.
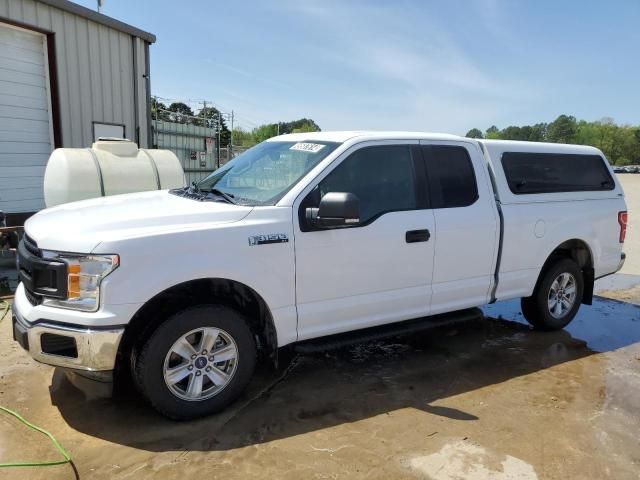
[25,190,253,252]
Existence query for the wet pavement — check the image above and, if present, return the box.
[1,285,639,479]
[0,175,638,479]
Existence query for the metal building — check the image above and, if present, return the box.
[0,0,155,223]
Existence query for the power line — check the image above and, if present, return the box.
[152,94,269,131]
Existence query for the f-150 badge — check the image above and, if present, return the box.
[248,233,289,246]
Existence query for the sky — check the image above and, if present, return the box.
[75,0,640,134]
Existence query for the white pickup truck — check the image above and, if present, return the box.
[12,131,627,419]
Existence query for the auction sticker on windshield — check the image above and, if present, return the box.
[290,142,326,153]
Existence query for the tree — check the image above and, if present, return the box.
[197,106,231,147]
[167,102,194,124]
[465,128,483,138]
[151,98,170,121]
[292,121,320,134]
[485,125,500,139]
[232,128,255,147]
[528,123,547,142]
[253,124,279,143]
[501,126,524,140]
[473,115,640,165]
[278,118,321,135]
[168,102,194,116]
[547,114,577,143]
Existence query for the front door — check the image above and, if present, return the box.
[293,142,436,340]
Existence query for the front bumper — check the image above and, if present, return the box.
[12,300,124,372]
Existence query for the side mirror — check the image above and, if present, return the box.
[306,192,360,228]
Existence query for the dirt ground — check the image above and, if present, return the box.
[0,175,639,480]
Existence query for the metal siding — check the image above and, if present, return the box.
[98,24,112,121]
[49,7,69,142]
[0,0,146,148]
[134,37,148,146]
[87,19,102,121]
[0,0,152,214]
[120,31,134,141]
[21,0,35,22]
[63,11,81,146]
[34,2,50,29]
[76,15,92,145]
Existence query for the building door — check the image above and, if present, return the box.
[0,22,54,216]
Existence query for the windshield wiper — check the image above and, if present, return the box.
[201,187,237,204]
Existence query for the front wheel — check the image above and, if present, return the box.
[521,258,584,331]
[133,305,256,420]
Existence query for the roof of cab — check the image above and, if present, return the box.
[267,131,605,157]
[478,139,603,155]
[268,131,466,143]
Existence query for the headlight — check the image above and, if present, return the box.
[42,253,119,312]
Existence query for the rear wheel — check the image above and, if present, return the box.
[521,258,584,330]
[133,305,256,420]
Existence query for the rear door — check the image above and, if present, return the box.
[419,141,499,314]
[293,141,436,340]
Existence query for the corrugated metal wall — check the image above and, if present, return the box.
[0,0,148,149]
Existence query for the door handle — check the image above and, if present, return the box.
[405,229,430,243]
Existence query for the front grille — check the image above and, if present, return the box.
[23,234,41,257]
[17,238,67,300]
[24,287,41,306]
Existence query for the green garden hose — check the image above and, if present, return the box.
[0,406,71,468]
[0,301,73,469]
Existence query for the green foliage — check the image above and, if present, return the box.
[151,98,170,121]
[232,128,255,147]
[485,125,500,139]
[546,114,577,143]
[230,118,322,147]
[465,128,483,139]
[475,115,640,165]
[197,106,231,147]
[253,124,279,143]
[278,118,321,135]
[167,102,194,123]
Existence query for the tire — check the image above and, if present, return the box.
[521,258,584,331]
[133,304,256,420]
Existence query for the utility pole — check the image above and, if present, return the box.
[202,100,211,169]
[216,110,221,168]
[230,110,234,158]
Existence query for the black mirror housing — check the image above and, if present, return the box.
[306,192,360,228]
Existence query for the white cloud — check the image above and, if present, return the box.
[276,0,539,133]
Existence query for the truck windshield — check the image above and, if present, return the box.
[197,140,340,205]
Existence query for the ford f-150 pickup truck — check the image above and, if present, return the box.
[11,131,627,419]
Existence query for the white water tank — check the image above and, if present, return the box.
[43,139,185,207]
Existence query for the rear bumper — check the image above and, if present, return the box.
[595,252,626,281]
[12,301,124,372]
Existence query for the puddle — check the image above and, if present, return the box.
[483,297,640,352]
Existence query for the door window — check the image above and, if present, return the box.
[424,145,478,208]
[313,145,418,225]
